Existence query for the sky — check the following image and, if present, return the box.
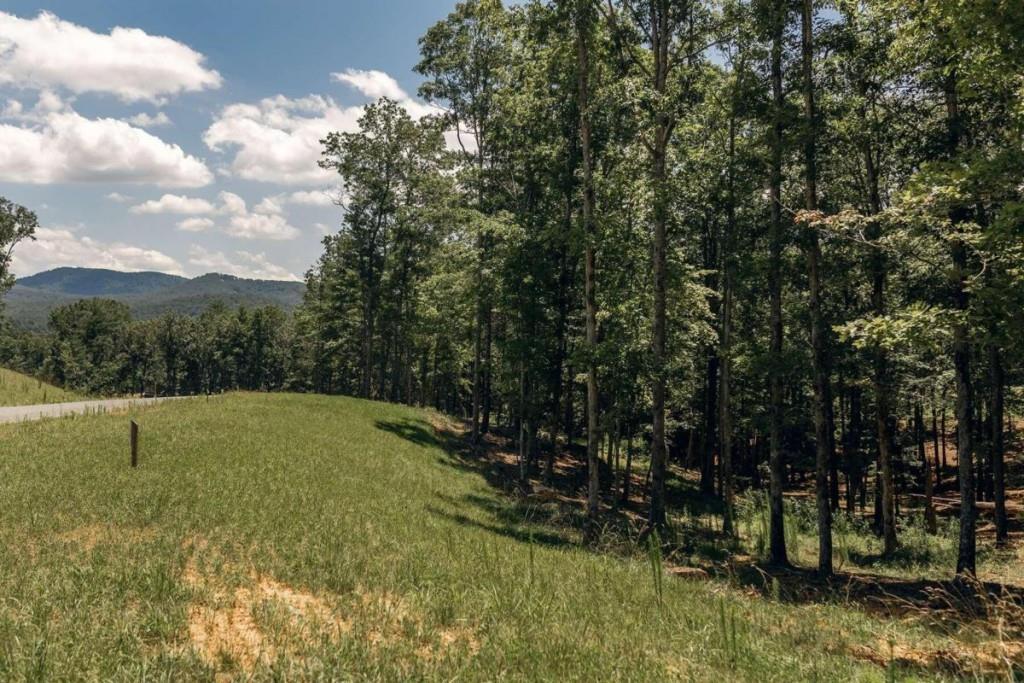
[0,1,463,281]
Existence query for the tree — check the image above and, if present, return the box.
[417,0,510,444]
[0,197,38,299]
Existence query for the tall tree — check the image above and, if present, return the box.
[573,0,602,538]
[417,0,509,444]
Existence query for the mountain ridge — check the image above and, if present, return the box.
[5,267,306,331]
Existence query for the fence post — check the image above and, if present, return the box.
[130,420,139,468]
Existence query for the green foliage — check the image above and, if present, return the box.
[0,197,37,298]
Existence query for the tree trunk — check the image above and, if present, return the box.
[767,0,788,567]
[719,90,739,536]
[991,345,1007,546]
[622,430,634,503]
[703,218,720,496]
[946,71,976,577]
[931,395,941,490]
[576,0,601,540]
[846,386,863,515]
[800,0,832,577]
[647,0,673,533]
[856,68,898,557]
[546,196,573,484]
[917,404,938,533]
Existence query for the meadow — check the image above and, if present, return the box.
[0,392,1015,681]
[0,368,81,406]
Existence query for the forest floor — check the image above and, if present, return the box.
[0,367,81,406]
[0,392,1018,680]
[430,413,1024,680]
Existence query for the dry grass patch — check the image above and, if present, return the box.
[179,539,479,676]
[181,544,350,675]
[54,523,155,553]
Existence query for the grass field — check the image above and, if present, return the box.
[0,393,1014,680]
[0,367,81,406]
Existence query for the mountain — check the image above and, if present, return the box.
[4,268,306,331]
[16,267,186,296]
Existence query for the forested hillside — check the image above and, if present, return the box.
[5,268,305,330]
[292,0,1024,580]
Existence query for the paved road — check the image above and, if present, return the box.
[0,396,187,425]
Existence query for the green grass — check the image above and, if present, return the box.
[0,393,1003,680]
[0,367,82,406]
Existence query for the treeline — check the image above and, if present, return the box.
[297,0,1024,578]
[0,299,296,396]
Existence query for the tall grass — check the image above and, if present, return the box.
[0,393,988,680]
[0,367,81,406]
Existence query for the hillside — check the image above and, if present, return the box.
[16,267,186,296]
[0,367,82,406]
[5,268,305,330]
[0,392,1008,680]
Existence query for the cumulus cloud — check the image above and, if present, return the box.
[106,191,132,203]
[128,190,300,240]
[331,69,408,101]
[176,217,214,232]
[203,95,359,185]
[253,195,284,215]
[187,244,299,281]
[224,209,301,241]
[283,189,336,207]
[11,225,184,276]
[255,189,336,214]
[203,70,444,185]
[126,111,171,128]
[0,106,213,187]
[130,193,216,214]
[0,11,221,103]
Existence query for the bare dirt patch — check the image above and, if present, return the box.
[182,548,351,674]
[846,636,1022,678]
[180,540,478,675]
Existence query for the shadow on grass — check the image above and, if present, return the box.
[376,412,1024,657]
[374,418,443,449]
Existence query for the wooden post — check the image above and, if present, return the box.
[130,420,139,468]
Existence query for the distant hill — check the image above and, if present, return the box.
[17,267,186,296]
[4,267,305,331]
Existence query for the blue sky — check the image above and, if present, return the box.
[0,1,462,280]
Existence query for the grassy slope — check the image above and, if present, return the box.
[0,367,81,406]
[0,393,961,681]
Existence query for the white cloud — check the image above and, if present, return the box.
[0,106,213,187]
[217,190,247,217]
[106,191,132,203]
[331,69,408,101]
[177,217,213,232]
[254,195,284,215]
[128,190,299,240]
[225,210,300,241]
[284,189,336,207]
[254,189,335,215]
[187,244,299,281]
[11,225,184,276]
[0,11,221,103]
[203,95,359,185]
[126,111,171,128]
[314,222,332,235]
[204,69,445,185]
[130,193,216,214]
[1,98,23,118]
